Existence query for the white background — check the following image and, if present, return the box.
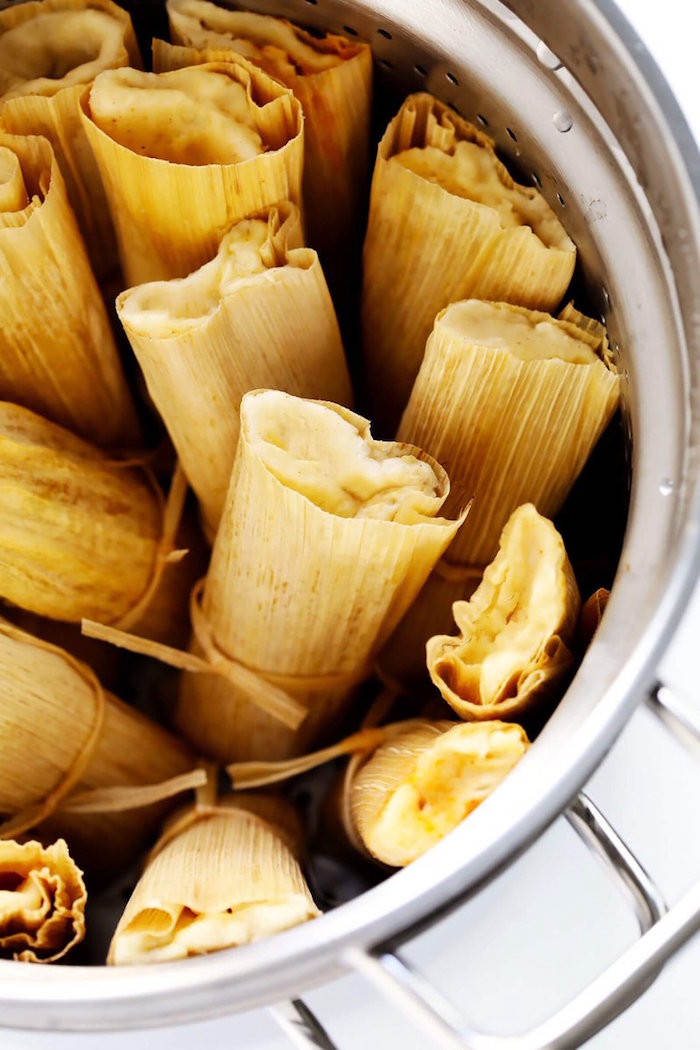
[4,0,700,1047]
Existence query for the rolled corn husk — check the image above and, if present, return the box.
[81,58,303,285]
[0,838,86,963]
[362,94,576,431]
[117,202,352,536]
[426,504,581,722]
[577,587,610,651]
[0,133,139,447]
[0,622,197,878]
[108,794,319,964]
[0,0,141,279]
[175,389,466,762]
[159,5,371,290]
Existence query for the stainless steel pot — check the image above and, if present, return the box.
[1,0,699,1045]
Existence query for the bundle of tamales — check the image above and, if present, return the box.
[0,132,139,447]
[0,402,193,641]
[81,56,304,284]
[161,1,372,288]
[108,795,319,964]
[117,202,352,536]
[0,838,86,963]
[175,389,466,762]
[229,720,530,868]
[0,623,198,879]
[0,0,141,278]
[362,93,577,431]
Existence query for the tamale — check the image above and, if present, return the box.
[0,838,86,963]
[160,4,372,288]
[426,504,581,721]
[108,795,319,964]
[0,0,141,278]
[0,133,139,447]
[117,203,352,536]
[362,93,576,431]
[0,623,196,878]
[175,390,466,762]
[81,59,303,284]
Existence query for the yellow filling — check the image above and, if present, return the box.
[0,9,127,100]
[0,873,48,931]
[89,66,265,164]
[0,146,29,212]
[168,0,342,80]
[244,391,443,522]
[439,300,600,364]
[395,141,569,250]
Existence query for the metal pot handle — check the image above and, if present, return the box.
[272,685,700,1050]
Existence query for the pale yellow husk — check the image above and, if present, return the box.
[350,720,529,866]
[0,0,141,278]
[426,504,581,721]
[159,5,372,287]
[0,133,139,447]
[0,838,86,963]
[0,623,195,878]
[117,202,352,536]
[108,795,319,964]
[175,390,466,762]
[362,93,577,431]
[81,58,303,285]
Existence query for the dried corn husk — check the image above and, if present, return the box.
[117,202,351,536]
[159,5,371,290]
[577,587,610,651]
[108,794,319,964]
[175,390,466,762]
[81,58,303,285]
[362,94,576,431]
[0,623,197,878]
[0,838,86,963]
[426,504,581,721]
[0,0,141,279]
[0,133,139,447]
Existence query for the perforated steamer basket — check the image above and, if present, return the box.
[1,0,699,1046]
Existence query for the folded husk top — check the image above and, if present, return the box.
[108,795,320,964]
[349,719,530,867]
[161,3,372,279]
[398,300,621,567]
[176,390,465,762]
[118,202,351,536]
[0,0,141,278]
[362,93,576,431]
[0,838,86,963]
[81,58,303,284]
[0,133,139,448]
[427,504,581,721]
[0,622,195,876]
[0,402,161,625]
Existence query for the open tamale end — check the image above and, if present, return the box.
[0,838,86,963]
[0,132,140,447]
[0,0,142,280]
[108,795,319,964]
[350,720,529,867]
[427,504,581,722]
[81,57,304,285]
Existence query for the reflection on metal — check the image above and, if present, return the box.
[270,999,339,1050]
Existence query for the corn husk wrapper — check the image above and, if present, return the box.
[0,838,86,963]
[0,0,141,279]
[81,58,303,285]
[160,5,372,289]
[117,202,352,536]
[362,94,577,432]
[577,587,610,651]
[0,623,197,878]
[108,794,319,964]
[426,504,580,722]
[175,390,466,762]
[0,133,139,447]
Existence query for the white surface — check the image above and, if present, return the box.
[4,1,699,1048]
